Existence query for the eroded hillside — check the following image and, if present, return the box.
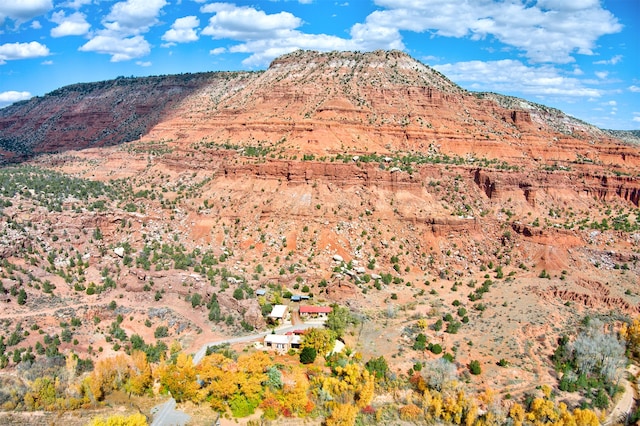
[0,50,639,425]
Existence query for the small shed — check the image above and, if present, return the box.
[255,289,267,296]
[291,295,310,302]
[268,304,289,323]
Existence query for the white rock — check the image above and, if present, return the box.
[371,273,382,280]
[333,254,344,262]
[114,247,125,258]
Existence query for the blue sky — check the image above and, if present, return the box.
[0,0,638,130]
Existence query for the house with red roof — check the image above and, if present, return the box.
[299,305,332,319]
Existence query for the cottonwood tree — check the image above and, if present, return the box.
[570,319,626,385]
[424,358,458,391]
[302,328,335,358]
[325,305,355,337]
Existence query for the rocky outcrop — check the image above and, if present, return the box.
[474,168,640,206]
[324,279,359,304]
[217,293,266,329]
[222,160,420,189]
[584,175,640,206]
[511,110,532,125]
[545,286,639,313]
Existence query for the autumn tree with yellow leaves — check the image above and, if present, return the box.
[620,315,640,358]
[154,353,199,403]
[313,361,375,426]
[301,328,335,358]
[88,412,148,426]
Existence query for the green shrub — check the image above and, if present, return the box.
[154,326,169,338]
[229,394,257,418]
[413,333,427,351]
[300,346,317,364]
[469,360,481,375]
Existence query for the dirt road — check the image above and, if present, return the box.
[604,365,638,426]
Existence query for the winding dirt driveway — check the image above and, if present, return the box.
[605,365,638,426]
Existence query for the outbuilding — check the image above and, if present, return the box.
[268,304,289,324]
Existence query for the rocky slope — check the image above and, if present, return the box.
[0,50,639,420]
[2,50,638,171]
[0,71,256,161]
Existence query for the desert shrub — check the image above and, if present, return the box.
[469,360,482,375]
[446,321,461,334]
[190,293,202,308]
[432,319,443,331]
[229,394,257,418]
[413,333,427,351]
[365,356,389,380]
[154,326,168,338]
[429,344,442,354]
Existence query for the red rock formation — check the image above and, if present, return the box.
[474,168,640,206]
[3,50,638,174]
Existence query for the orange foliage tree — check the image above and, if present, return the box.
[155,353,199,403]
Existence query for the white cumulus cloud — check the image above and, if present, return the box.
[362,0,622,64]
[200,3,372,67]
[202,5,302,40]
[79,0,166,62]
[0,0,52,24]
[210,47,226,55]
[594,54,623,65]
[629,86,640,93]
[50,11,90,37]
[162,15,199,44]
[0,91,32,107]
[79,35,150,62]
[61,0,93,9]
[0,41,50,64]
[103,0,167,36]
[434,59,602,98]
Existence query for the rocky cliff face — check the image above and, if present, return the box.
[2,50,638,171]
